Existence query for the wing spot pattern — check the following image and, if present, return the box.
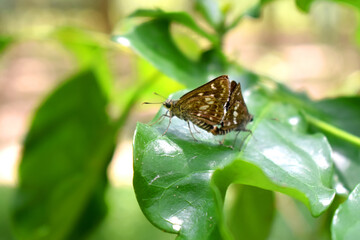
[199,105,209,110]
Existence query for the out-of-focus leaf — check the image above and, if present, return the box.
[129,9,218,45]
[243,3,262,18]
[332,183,360,240]
[0,36,13,54]
[133,58,184,104]
[307,97,360,192]
[268,211,298,240]
[245,0,275,18]
[226,185,275,240]
[296,0,360,12]
[89,187,175,240]
[226,0,275,31]
[295,0,314,12]
[357,24,360,46]
[268,194,332,240]
[274,83,360,193]
[0,187,14,240]
[195,0,224,30]
[114,19,208,88]
[312,97,360,138]
[53,27,108,65]
[12,70,116,240]
[199,48,229,75]
[133,81,334,239]
[337,0,360,10]
[53,27,113,99]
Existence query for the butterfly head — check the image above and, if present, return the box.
[163,99,172,109]
[163,99,178,110]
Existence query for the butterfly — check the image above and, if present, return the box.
[144,75,253,143]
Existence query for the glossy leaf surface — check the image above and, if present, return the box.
[129,9,218,44]
[332,183,360,240]
[133,86,335,239]
[309,97,360,192]
[114,19,208,88]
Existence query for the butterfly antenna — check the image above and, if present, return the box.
[143,92,167,104]
[153,92,167,99]
[143,101,163,104]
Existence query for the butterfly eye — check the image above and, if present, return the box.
[250,115,254,122]
[164,101,172,109]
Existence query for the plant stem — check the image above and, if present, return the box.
[305,114,360,148]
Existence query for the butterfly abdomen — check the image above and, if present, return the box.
[189,116,213,131]
[210,126,232,135]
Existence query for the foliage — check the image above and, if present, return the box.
[119,1,360,239]
[12,70,116,240]
[332,183,360,240]
[0,0,358,240]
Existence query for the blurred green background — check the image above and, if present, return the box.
[0,0,359,239]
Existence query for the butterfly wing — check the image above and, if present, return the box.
[224,81,237,111]
[182,95,225,131]
[178,75,231,103]
[177,75,231,128]
[220,81,251,131]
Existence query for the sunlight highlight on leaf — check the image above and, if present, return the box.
[113,36,131,47]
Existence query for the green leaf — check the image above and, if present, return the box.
[271,83,360,193]
[268,195,332,240]
[114,19,208,88]
[245,0,276,18]
[313,98,360,137]
[296,0,360,12]
[226,0,275,32]
[53,27,113,99]
[12,70,116,240]
[225,185,275,240]
[357,23,360,46]
[133,122,227,239]
[268,211,298,240]
[195,0,224,30]
[0,187,14,240]
[306,97,360,191]
[330,0,360,10]
[332,183,360,240]
[133,86,334,239]
[129,9,218,45]
[199,48,229,75]
[0,35,13,54]
[243,3,262,18]
[89,187,176,240]
[295,0,314,12]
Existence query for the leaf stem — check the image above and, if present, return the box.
[304,114,360,148]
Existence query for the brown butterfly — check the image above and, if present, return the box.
[144,75,230,139]
[144,75,253,143]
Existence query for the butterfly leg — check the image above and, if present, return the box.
[243,129,255,141]
[192,123,201,133]
[162,112,173,136]
[235,129,253,150]
[150,110,170,126]
[219,135,226,145]
[187,121,198,142]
